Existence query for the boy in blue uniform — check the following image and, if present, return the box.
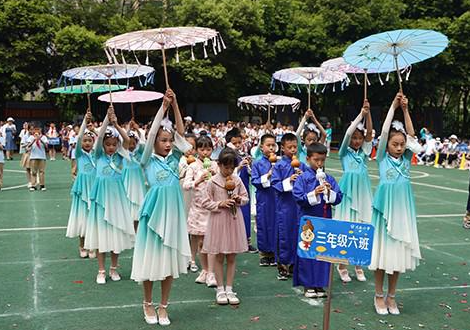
[251,133,277,266]
[292,142,342,298]
[225,128,257,253]
[271,133,308,280]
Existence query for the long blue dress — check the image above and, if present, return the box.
[84,151,135,253]
[66,142,96,238]
[369,147,421,274]
[131,134,192,282]
[292,167,342,288]
[251,155,276,254]
[271,156,308,266]
[4,125,16,151]
[122,144,147,221]
[334,137,373,224]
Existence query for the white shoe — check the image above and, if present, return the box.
[387,295,400,315]
[157,305,171,326]
[206,272,217,287]
[216,291,228,305]
[190,262,199,273]
[195,270,207,284]
[304,288,318,298]
[79,248,88,258]
[109,266,121,281]
[337,265,351,282]
[142,301,158,325]
[96,270,106,284]
[355,267,367,282]
[374,293,388,315]
[88,250,96,259]
[226,291,240,305]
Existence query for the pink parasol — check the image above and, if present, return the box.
[98,88,164,119]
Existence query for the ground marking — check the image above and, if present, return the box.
[421,244,469,262]
[328,168,467,193]
[30,199,41,313]
[1,285,468,319]
[416,214,462,218]
[1,184,29,191]
[0,226,67,232]
[0,198,70,203]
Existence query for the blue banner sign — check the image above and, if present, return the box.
[297,216,375,266]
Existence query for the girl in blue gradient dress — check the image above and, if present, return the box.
[334,99,373,283]
[369,93,422,316]
[131,90,192,326]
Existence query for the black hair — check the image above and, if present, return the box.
[281,132,297,145]
[199,130,208,136]
[303,129,319,141]
[260,133,275,145]
[225,127,241,143]
[196,135,213,149]
[185,133,197,140]
[307,142,327,157]
[218,147,240,167]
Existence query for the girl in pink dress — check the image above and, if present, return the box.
[183,136,219,287]
[202,148,248,306]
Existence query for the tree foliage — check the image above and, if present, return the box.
[0,0,469,135]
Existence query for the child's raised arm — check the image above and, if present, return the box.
[108,110,130,150]
[76,109,92,157]
[339,100,369,157]
[377,93,402,162]
[401,96,415,137]
[169,90,184,137]
[295,110,311,138]
[94,108,111,158]
[140,92,171,166]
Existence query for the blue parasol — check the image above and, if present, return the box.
[59,64,155,105]
[343,29,448,91]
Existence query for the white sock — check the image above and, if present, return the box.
[217,286,224,293]
[226,285,233,293]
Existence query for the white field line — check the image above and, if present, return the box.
[3,169,25,173]
[416,214,462,218]
[0,226,66,232]
[1,285,468,319]
[328,168,467,193]
[1,184,29,191]
[0,198,70,203]
[0,255,133,266]
[30,201,41,313]
[421,244,468,262]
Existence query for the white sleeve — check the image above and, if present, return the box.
[406,135,423,154]
[307,191,321,206]
[323,190,337,204]
[261,174,271,188]
[174,132,192,154]
[362,141,373,156]
[282,177,293,192]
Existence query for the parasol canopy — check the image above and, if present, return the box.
[48,82,126,111]
[272,67,347,108]
[105,26,225,88]
[59,64,156,105]
[237,93,301,123]
[343,29,448,91]
[98,88,164,119]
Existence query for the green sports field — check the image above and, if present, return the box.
[0,155,469,330]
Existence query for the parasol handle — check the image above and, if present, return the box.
[308,81,311,110]
[267,103,271,125]
[131,103,135,120]
[86,93,91,113]
[393,46,403,93]
[363,69,368,101]
[161,47,170,89]
[107,77,113,105]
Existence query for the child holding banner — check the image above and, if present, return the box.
[369,93,422,315]
[292,142,342,298]
[334,99,373,282]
